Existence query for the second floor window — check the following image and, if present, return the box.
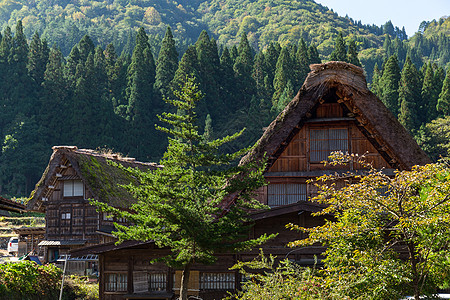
[310,128,349,162]
[64,180,84,197]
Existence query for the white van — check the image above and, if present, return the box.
[7,237,18,255]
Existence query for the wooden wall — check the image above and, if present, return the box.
[268,120,390,173]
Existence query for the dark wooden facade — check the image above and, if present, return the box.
[27,146,159,268]
[71,204,327,300]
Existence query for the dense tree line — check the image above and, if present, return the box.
[0,18,448,198]
[370,53,449,140]
[0,22,322,198]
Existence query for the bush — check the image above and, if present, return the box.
[0,261,62,300]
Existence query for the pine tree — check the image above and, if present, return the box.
[437,68,450,115]
[295,38,310,88]
[307,43,321,64]
[233,33,256,110]
[379,55,401,116]
[263,42,280,99]
[194,31,222,117]
[330,32,347,62]
[172,45,200,91]
[371,63,382,97]
[78,35,95,61]
[272,47,293,105]
[155,27,178,97]
[421,63,439,122]
[347,39,361,67]
[93,76,273,300]
[27,32,49,87]
[398,56,423,132]
[252,51,268,100]
[126,28,156,122]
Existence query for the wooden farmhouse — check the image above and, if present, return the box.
[70,61,430,300]
[26,146,160,273]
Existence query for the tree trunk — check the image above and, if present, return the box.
[180,262,191,300]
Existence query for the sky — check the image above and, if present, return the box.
[315,0,449,37]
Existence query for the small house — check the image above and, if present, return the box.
[27,146,160,273]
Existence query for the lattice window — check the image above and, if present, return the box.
[267,183,307,207]
[149,273,167,291]
[310,128,349,162]
[63,180,84,197]
[105,273,127,292]
[200,273,235,290]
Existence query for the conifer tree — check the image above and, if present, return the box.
[78,35,95,61]
[272,47,293,105]
[398,56,423,132]
[252,51,268,100]
[295,38,310,88]
[330,32,347,61]
[172,45,199,91]
[126,28,159,158]
[346,39,361,67]
[194,31,223,117]
[65,45,82,87]
[370,63,382,97]
[219,47,237,106]
[155,27,178,97]
[421,63,439,122]
[307,43,321,64]
[379,55,401,116]
[437,68,450,115]
[233,33,256,110]
[94,76,273,300]
[28,32,49,87]
[263,42,280,99]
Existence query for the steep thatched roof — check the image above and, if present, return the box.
[241,61,430,170]
[27,146,161,212]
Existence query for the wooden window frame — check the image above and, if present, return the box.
[63,180,84,198]
[309,127,349,163]
[200,272,235,290]
[105,272,128,292]
[267,183,307,207]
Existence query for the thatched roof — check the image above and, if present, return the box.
[27,146,161,212]
[241,61,431,170]
[0,196,26,213]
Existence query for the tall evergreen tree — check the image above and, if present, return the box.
[172,46,199,91]
[272,47,293,105]
[233,33,256,110]
[347,39,361,67]
[330,32,347,61]
[421,62,439,122]
[252,51,268,100]
[307,43,321,64]
[370,63,382,97]
[398,56,423,132]
[263,42,280,100]
[78,35,95,62]
[437,68,450,115]
[155,27,178,97]
[379,55,401,116]
[27,32,49,87]
[295,38,310,88]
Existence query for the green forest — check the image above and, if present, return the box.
[0,0,448,198]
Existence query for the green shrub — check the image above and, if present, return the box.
[0,261,62,300]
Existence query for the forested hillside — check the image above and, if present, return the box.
[0,0,448,198]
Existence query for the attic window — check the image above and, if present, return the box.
[63,180,84,197]
[268,183,307,207]
[310,128,349,162]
